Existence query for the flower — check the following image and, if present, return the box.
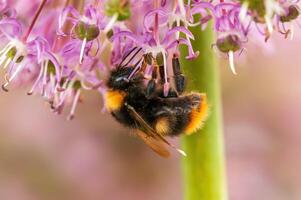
[111,1,199,96]
[276,1,300,39]
[0,30,29,91]
[27,37,61,96]
[0,0,300,118]
[192,2,248,74]
[58,5,103,64]
[49,45,103,120]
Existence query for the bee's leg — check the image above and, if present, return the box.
[158,64,165,85]
[157,64,181,97]
[189,93,202,108]
[145,62,176,98]
[146,68,158,98]
[172,55,186,95]
[155,93,202,116]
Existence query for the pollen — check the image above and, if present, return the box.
[155,117,170,135]
[105,90,126,112]
[184,93,209,135]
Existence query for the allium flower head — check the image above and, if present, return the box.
[276,1,300,39]
[0,0,300,118]
[0,20,33,92]
[27,37,60,96]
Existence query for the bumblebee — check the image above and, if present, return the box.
[105,48,208,157]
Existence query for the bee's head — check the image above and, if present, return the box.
[107,67,138,90]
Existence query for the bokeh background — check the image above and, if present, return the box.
[1,1,301,200]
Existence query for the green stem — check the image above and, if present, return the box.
[180,24,228,200]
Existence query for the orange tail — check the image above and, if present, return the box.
[184,93,209,135]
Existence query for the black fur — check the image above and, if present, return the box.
[107,65,200,136]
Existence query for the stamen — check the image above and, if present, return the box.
[79,37,87,64]
[68,89,81,120]
[178,0,186,18]
[163,82,170,97]
[0,43,14,56]
[41,60,49,96]
[56,80,72,109]
[0,45,14,66]
[27,62,45,95]
[239,2,249,22]
[228,50,237,75]
[162,50,169,96]
[290,23,294,40]
[154,0,160,43]
[3,58,12,70]
[43,60,49,85]
[176,19,180,39]
[1,84,8,92]
[265,15,274,34]
[4,51,22,77]
[2,62,26,91]
[0,56,9,68]
[104,13,118,33]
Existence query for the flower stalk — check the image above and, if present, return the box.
[22,0,48,42]
[181,23,228,200]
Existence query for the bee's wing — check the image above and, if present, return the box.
[125,103,186,157]
[135,130,170,158]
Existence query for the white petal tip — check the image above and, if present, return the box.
[79,38,87,64]
[228,51,237,75]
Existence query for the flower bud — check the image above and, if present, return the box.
[74,21,100,41]
[216,34,241,53]
[73,80,82,90]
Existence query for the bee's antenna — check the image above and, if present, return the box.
[120,47,143,68]
[118,47,137,67]
[127,57,143,79]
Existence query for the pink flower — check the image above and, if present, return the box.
[0,0,300,118]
